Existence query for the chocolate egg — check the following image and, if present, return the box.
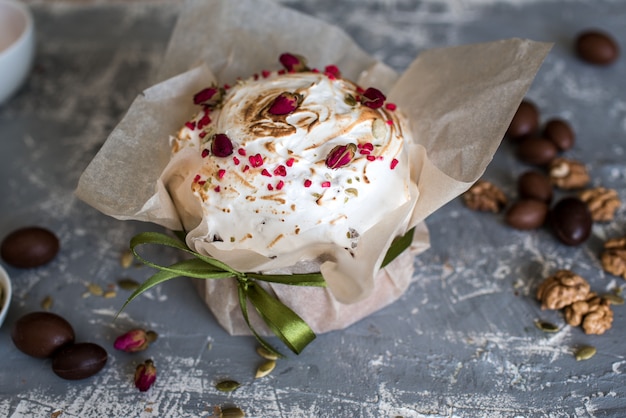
[505,199,549,230]
[516,136,558,166]
[1,226,60,268]
[575,30,619,66]
[506,100,539,139]
[52,342,108,380]
[543,118,575,151]
[11,312,75,358]
[550,197,592,246]
[518,171,553,203]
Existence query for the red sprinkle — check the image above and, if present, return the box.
[198,180,206,186]
[218,169,226,179]
[311,68,320,73]
[273,165,287,176]
[267,184,274,191]
[321,181,331,188]
[199,132,207,139]
[390,158,399,169]
[193,174,201,183]
[276,180,285,190]
[223,84,231,90]
[233,156,240,165]
[197,114,211,129]
[185,121,196,130]
[261,70,271,78]
[366,155,376,161]
[214,186,221,192]
[304,179,312,188]
[238,148,247,156]
[242,165,250,172]
[324,64,341,78]
[193,87,218,105]
[253,73,259,80]
[261,169,272,177]
[201,149,210,158]
[386,120,394,125]
[385,103,397,111]
[286,158,295,167]
[249,154,264,168]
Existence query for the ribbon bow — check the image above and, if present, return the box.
[120,228,414,357]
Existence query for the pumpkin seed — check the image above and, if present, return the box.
[41,295,53,310]
[256,346,279,361]
[344,94,357,107]
[534,319,559,332]
[117,278,140,291]
[87,283,103,296]
[371,118,388,142]
[221,406,246,418]
[602,293,624,305]
[575,345,596,361]
[120,249,134,268]
[215,380,240,392]
[255,360,276,378]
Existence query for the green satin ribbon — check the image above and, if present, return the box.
[120,227,415,357]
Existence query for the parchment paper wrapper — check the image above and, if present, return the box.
[76,0,551,335]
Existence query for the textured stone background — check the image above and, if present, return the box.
[1,1,625,417]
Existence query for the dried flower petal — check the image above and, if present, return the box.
[193,86,220,105]
[361,87,386,109]
[325,143,357,169]
[279,53,308,72]
[134,359,156,392]
[114,329,151,353]
[268,92,302,115]
[324,64,341,78]
[211,134,234,157]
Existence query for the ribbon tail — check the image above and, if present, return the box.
[237,281,284,358]
[246,281,316,355]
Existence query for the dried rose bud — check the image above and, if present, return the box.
[114,329,151,353]
[134,359,157,392]
[268,92,302,115]
[211,134,234,157]
[324,64,341,78]
[325,143,357,169]
[361,87,386,109]
[193,86,221,106]
[279,53,308,72]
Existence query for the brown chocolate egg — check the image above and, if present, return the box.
[11,312,75,358]
[52,342,108,380]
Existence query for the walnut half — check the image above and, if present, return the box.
[579,187,621,222]
[565,293,613,335]
[601,237,626,279]
[462,180,507,213]
[536,270,591,310]
[549,157,590,190]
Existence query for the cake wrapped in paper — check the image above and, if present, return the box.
[75,0,551,355]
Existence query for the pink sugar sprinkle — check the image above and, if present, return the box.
[218,169,226,179]
[326,73,336,80]
[390,158,399,169]
[201,149,210,158]
[193,174,201,183]
[233,156,240,165]
[267,184,274,191]
[242,165,250,172]
[197,114,211,129]
[359,149,371,155]
[276,180,285,190]
[304,179,312,188]
[273,165,287,176]
[360,143,374,151]
[386,120,394,125]
[261,70,271,78]
[321,181,331,188]
[385,103,397,111]
[199,132,207,139]
[366,155,376,161]
[286,158,295,167]
[238,148,247,156]
[198,180,206,186]
[185,121,196,130]
[261,169,272,177]
[214,186,221,192]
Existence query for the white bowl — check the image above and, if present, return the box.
[0,264,11,329]
[0,0,35,105]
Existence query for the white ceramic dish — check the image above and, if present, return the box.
[0,0,35,105]
[0,264,11,329]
